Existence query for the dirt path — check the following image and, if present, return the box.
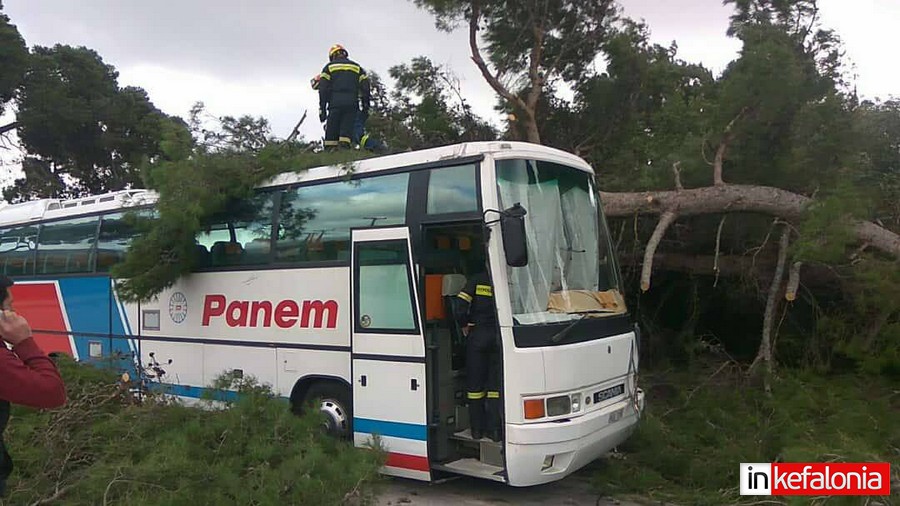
[376,474,646,506]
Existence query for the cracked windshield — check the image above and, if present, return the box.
[496,159,626,325]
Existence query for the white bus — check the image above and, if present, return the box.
[0,141,644,487]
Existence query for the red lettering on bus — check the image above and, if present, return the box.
[275,300,300,328]
[302,300,338,329]
[249,301,272,327]
[202,296,338,329]
[203,294,227,325]
[226,301,249,327]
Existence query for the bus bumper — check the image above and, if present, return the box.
[504,388,645,487]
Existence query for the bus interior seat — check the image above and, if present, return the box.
[193,244,211,269]
[442,274,468,346]
[242,238,271,264]
[210,241,243,266]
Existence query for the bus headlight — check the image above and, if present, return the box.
[570,393,582,413]
[546,395,571,416]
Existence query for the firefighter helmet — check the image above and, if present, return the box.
[328,44,347,60]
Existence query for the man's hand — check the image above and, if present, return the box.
[462,324,473,337]
[0,310,33,346]
[319,108,327,123]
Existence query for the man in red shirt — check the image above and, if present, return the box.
[0,276,67,496]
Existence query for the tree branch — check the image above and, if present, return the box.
[672,161,684,190]
[785,261,802,301]
[0,121,19,135]
[641,211,678,292]
[714,215,727,287]
[468,1,528,114]
[751,225,790,394]
[599,185,900,258]
[713,109,747,186]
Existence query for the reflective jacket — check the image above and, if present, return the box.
[456,272,497,328]
[318,57,371,111]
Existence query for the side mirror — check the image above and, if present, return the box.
[501,203,528,267]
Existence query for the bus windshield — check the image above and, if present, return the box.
[496,159,626,326]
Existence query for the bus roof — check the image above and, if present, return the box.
[0,142,593,227]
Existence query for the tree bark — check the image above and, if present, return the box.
[0,121,18,135]
[467,0,542,144]
[599,184,900,258]
[640,211,678,292]
[752,225,790,394]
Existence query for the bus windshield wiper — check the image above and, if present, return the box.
[549,310,609,343]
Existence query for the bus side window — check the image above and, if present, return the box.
[0,224,39,276]
[275,173,409,265]
[96,213,139,272]
[36,216,100,275]
[195,192,275,269]
[426,164,478,215]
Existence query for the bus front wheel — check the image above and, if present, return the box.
[305,382,352,440]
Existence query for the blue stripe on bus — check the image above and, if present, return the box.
[353,418,427,441]
[147,383,240,402]
[146,383,291,404]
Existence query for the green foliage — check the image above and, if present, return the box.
[593,368,899,505]
[4,358,383,505]
[0,1,27,116]
[4,45,179,202]
[374,56,496,149]
[550,20,715,191]
[112,146,372,302]
[414,0,618,84]
[792,180,871,264]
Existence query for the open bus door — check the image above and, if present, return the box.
[350,227,431,481]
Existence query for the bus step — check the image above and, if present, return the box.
[450,428,502,447]
[431,458,506,483]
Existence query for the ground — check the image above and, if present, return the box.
[376,473,647,506]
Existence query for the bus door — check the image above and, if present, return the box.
[350,227,430,481]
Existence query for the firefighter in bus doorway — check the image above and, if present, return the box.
[317,44,371,150]
[455,271,501,442]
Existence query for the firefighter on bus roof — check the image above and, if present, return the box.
[455,271,501,442]
[311,73,385,152]
[317,44,371,150]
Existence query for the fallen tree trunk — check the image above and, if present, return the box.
[599,184,900,258]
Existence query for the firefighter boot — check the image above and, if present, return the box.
[468,397,485,440]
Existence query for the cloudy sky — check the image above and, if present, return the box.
[1,0,898,190]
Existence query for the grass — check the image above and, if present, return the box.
[2,358,383,505]
[591,364,900,505]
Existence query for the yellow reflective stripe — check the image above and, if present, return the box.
[487,391,500,399]
[359,74,369,81]
[467,391,486,400]
[360,134,369,146]
[457,291,473,303]
[339,136,352,144]
[319,72,331,80]
[324,140,338,146]
[475,285,493,297]
[328,63,361,73]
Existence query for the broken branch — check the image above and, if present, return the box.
[751,225,790,394]
[785,261,802,301]
[641,211,678,292]
[714,215,727,287]
[713,109,747,186]
[672,161,684,190]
